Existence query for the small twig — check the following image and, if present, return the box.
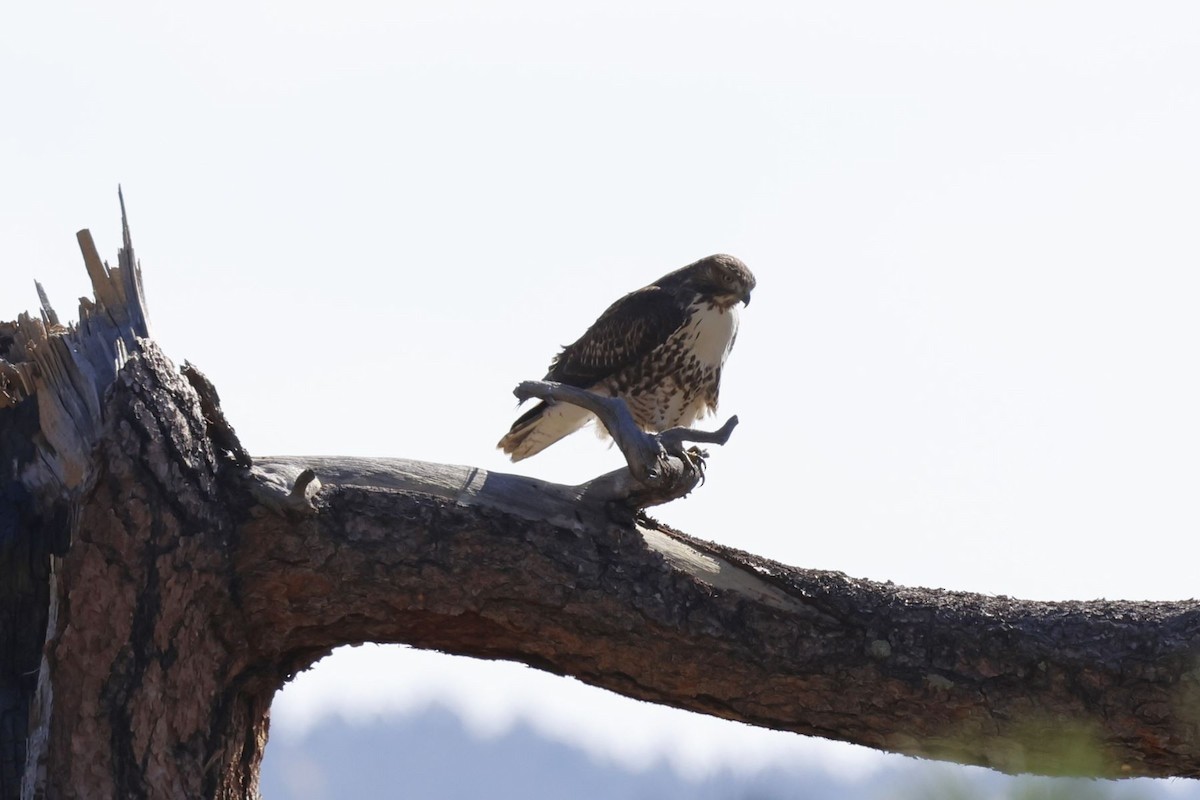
[659,415,739,453]
[287,468,321,513]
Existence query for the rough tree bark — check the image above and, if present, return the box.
[3,203,1200,799]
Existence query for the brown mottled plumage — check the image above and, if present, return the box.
[498,254,756,461]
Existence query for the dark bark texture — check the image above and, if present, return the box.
[37,346,268,799]
[0,393,63,800]
[3,208,1200,798]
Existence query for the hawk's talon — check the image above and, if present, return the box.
[661,439,708,482]
[686,446,709,484]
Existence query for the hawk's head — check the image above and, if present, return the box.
[689,254,756,309]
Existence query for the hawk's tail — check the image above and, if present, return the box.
[497,400,594,461]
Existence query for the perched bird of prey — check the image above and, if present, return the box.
[499,254,756,461]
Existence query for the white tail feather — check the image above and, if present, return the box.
[498,402,596,461]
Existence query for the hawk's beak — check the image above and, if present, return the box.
[741,291,752,307]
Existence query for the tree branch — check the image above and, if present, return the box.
[242,454,1200,780]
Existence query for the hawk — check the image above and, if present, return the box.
[499,254,756,461]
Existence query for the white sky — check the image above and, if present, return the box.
[5,0,1200,788]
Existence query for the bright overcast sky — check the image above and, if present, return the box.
[5,0,1200,791]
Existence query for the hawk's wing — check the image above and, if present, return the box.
[498,286,689,461]
[546,285,689,387]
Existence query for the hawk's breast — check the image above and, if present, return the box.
[685,300,739,369]
[617,301,739,431]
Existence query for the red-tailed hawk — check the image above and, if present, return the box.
[499,254,756,461]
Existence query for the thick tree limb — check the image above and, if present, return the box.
[5,200,1200,799]
[246,454,1200,780]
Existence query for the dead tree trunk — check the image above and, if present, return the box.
[3,203,1200,798]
